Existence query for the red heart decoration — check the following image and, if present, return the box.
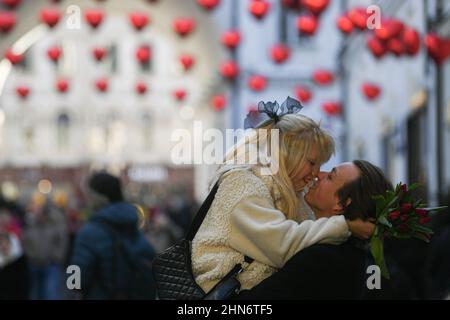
[211,95,226,111]
[85,9,104,29]
[362,83,381,101]
[348,7,367,30]
[387,38,404,57]
[322,101,342,116]
[248,75,267,92]
[136,82,148,95]
[40,8,61,28]
[47,46,62,62]
[296,15,319,36]
[197,0,221,11]
[173,18,196,37]
[136,46,151,63]
[95,78,108,92]
[179,54,195,71]
[402,27,420,56]
[367,36,387,59]
[92,47,108,61]
[129,12,149,31]
[270,44,290,64]
[0,11,16,33]
[249,0,270,20]
[16,85,30,99]
[1,0,21,9]
[56,79,69,93]
[375,19,404,41]
[425,33,450,65]
[312,70,334,86]
[294,85,312,104]
[220,61,239,79]
[221,30,241,49]
[174,89,187,101]
[5,49,23,65]
[336,15,353,35]
[300,0,330,16]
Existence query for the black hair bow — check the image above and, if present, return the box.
[244,96,304,129]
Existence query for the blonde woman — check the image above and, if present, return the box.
[191,97,373,294]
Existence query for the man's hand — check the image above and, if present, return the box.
[346,219,375,240]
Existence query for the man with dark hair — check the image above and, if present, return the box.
[70,171,156,299]
[236,160,394,299]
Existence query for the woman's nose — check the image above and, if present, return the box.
[312,165,320,177]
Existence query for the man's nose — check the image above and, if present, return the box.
[317,171,328,180]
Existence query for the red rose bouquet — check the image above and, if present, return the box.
[371,183,447,279]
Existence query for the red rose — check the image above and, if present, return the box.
[400,203,413,213]
[389,211,401,221]
[415,208,428,217]
[398,224,409,233]
[400,184,408,193]
[400,214,409,222]
[419,217,431,224]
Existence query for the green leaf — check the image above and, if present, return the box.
[408,183,421,192]
[413,224,433,234]
[423,206,448,213]
[378,216,392,228]
[413,199,423,208]
[386,190,396,198]
[413,233,430,243]
[370,234,390,279]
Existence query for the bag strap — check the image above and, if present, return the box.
[185,182,254,265]
[185,182,219,241]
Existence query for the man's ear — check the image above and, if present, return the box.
[332,198,352,214]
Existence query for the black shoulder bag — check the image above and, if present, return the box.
[152,182,253,300]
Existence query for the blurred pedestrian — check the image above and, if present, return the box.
[144,205,183,253]
[0,210,29,299]
[23,200,68,300]
[70,171,156,299]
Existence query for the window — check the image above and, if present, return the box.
[109,44,118,73]
[407,108,428,202]
[138,44,152,73]
[381,133,395,182]
[279,7,315,47]
[141,112,152,151]
[14,51,31,73]
[23,127,34,153]
[57,113,70,152]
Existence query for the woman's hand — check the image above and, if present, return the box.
[346,219,375,240]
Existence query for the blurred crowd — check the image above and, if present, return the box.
[0,177,198,300]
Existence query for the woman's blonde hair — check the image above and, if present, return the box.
[218,113,335,220]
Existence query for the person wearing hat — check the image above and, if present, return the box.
[70,171,156,299]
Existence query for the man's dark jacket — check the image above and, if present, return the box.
[235,238,368,300]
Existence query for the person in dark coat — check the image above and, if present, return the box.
[236,160,398,300]
[0,232,30,300]
[70,172,156,300]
